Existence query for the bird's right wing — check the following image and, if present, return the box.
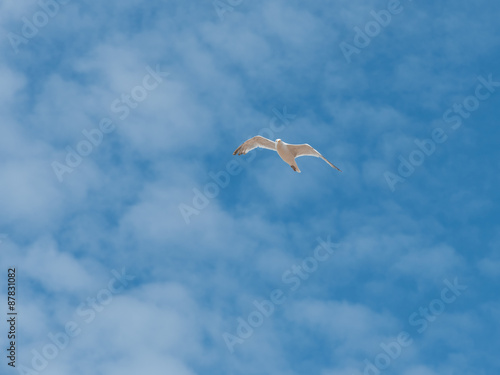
[288,144,342,172]
[233,136,276,155]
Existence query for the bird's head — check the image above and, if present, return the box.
[275,139,282,143]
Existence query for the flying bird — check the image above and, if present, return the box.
[233,136,341,173]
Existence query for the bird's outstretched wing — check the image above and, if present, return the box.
[287,144,342,172]
[233,136,276,155]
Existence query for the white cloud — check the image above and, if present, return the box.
[22,237,99,293]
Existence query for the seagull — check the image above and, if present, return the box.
[233,136,341,173]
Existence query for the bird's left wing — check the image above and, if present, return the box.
[233,136,276,155]
[288,144,342,172]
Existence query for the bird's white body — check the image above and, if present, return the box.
[233,136,341,173]
[275,139,301,172]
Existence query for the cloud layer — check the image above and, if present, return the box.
[1,0,499,374]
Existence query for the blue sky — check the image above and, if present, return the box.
[1,0,499,374]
